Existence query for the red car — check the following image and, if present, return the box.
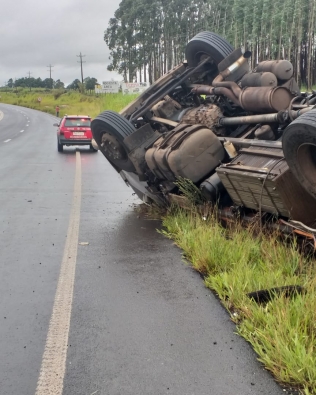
[55,115,98,152]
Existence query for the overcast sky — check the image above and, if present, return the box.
[0,0,122,86]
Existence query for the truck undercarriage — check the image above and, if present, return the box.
[91,31,316,243]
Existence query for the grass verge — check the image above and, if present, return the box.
[2,88,315,393]
[0,90,138,118]
[160,205,316,394]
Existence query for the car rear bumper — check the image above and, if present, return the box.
[59,137,92,146]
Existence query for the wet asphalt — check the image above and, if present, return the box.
[0,104,286,395]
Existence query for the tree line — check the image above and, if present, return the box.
[4,77,98,91]
[105,0,316,88]
[5,77,65,90]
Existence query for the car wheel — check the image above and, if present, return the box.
[57,139,63,152]
[185,31,234,69]
[282,109,316,199]
[91,110,136,172]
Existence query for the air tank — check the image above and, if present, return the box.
[240,72,277,88]
[256,60,293,81]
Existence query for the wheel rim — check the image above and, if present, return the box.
[101,133,127,161]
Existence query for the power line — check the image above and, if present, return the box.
[76,52,86,84]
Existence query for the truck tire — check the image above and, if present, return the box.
[282,110,316,199]
[91,111,136,172]
[185,31,234,68]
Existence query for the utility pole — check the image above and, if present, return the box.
[27,71,32,92]
[47,64,54,89]
[76,52,86,84]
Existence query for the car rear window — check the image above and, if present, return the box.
[64,118,91,127]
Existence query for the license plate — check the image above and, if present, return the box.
[73,132,84,136]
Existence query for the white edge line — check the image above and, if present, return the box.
[20,130,24,133]
[35,151,81,395]
[4,139,11,143]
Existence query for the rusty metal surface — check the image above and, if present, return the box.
[280,77,300,95]
[239,86,293,112]
[213,87,240,105]
[213,51,251,82]
[192,85,240,106]
[195,82,293,113]
[240,72,277,88]
[238,147,284,158]
[151,96,182,119]
[256,60,294,81]
[120,63,186,118]
[217,137,282,149]
[216,146,316,224]
[212,80,241,98]
[150,116,179,127]
[180,104,224,132]
[93,30,316,237]
[219,113,279,125]
[129,57,211,123]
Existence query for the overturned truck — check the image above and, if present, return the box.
[92,32,316,238]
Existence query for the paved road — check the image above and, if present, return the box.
[0,104,285,395]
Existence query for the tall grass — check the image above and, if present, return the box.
[0,89,138,118]
[161,206,316,394]
[3,87,315,393]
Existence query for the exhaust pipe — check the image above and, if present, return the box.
[213,51,252,83]
[191,85,240,106]
[193,81,293,113]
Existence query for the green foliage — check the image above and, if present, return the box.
[84,77,98,91]
[54,80,65,89]
[105,0,316,88]
[3,76,66,90]
[53,89,66,100]
[0,91,138,118]
[174,177,205,205]
[161,208,316,393]
[67,79,81,90]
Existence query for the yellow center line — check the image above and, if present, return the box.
[35,151,81,395]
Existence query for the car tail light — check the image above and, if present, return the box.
[59,127,67,135]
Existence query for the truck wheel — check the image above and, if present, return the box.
[185,31,234,68]
[57,140,63,152]
[282,110,316,199]
[91,111,136,172]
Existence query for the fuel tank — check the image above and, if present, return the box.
[145,124,225,182]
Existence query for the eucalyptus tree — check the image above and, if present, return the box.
[104,0,316,87]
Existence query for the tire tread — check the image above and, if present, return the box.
[185,31,233,67]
